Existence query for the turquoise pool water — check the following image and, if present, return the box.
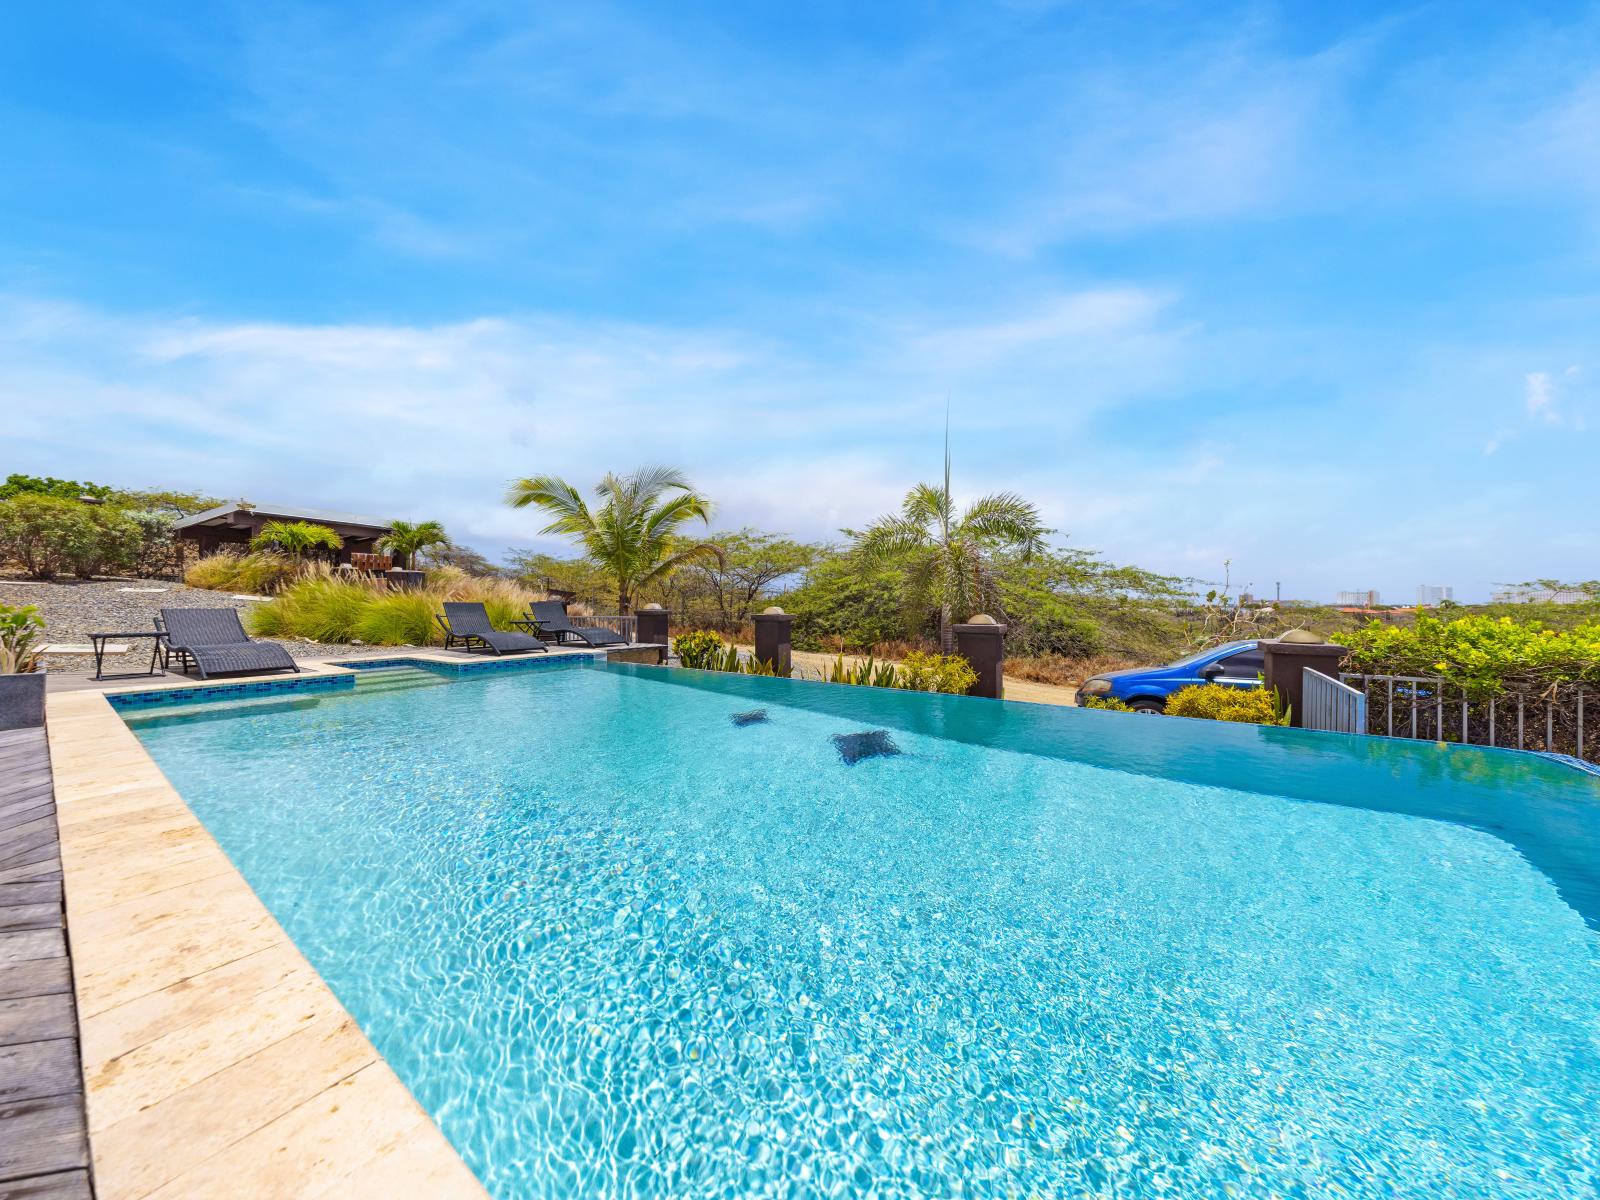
[119,660,1600,1198]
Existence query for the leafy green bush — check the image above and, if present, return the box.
[1004,600,1104,659]
[897,651,978,694]
[0,495,140,579]
[1166,684,1289,725]
[674,630,731,670]
[783,552,911,651]
[125,509,177,578]
[1340,613,1600,697]
[1080,695,1134,712]
[185,550,298,595]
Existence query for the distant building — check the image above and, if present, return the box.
[1336,589,1380,608]
[1416,584,1453,606]
[174,500,393,564]
[1491,585,1593,605]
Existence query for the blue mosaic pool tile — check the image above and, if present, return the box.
[108,672,353,711]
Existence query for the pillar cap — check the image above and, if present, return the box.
[964,613,999,625]
[640,603,665,611]
[1276,628,1323,644]
[759,606,786,616]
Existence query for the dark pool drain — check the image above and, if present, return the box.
[731,709,769,727]
[831,730,901,765]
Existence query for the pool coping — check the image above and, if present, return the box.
[45,658,496,1200]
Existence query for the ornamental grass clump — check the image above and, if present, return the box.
[246,568,547,646]
[184,550,298,594]
[1165,683,1290,726]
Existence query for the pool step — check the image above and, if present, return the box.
[351,669,452,695]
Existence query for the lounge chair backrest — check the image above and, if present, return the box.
[161,608,251,646]
[442,602,495,636]
[528,601,573,628]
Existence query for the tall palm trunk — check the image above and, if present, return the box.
[939,603,954,654]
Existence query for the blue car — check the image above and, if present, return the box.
[1075,640,1264,713]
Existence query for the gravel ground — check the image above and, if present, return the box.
[0,575,359,671]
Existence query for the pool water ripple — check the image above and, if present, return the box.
[125,665,1600,1199]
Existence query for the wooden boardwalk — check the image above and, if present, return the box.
[0,726,92,1198]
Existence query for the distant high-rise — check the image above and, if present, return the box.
[1336,589,1381,608]
[1416,584,1453,606]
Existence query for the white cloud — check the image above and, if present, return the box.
[0,289,1189,555]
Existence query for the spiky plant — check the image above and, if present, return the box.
[505,466,721,614]
[248,520,343,561]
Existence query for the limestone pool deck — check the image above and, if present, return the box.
[38,647,611,1199]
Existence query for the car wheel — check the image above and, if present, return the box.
[1128,698,1165,715]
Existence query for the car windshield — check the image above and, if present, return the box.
[1165,641,1250,669]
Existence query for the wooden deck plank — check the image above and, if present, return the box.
[0,1095,90,1185]
[0,731,89,1200]
[0,958,72,1003]
[0,1041,82,1107]
[0,883,60,909]
[0,908,59,936]
[0,996,77,1048]
[0,1168,95,1199]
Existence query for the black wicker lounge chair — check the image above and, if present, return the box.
[436,602,548,656]
[158,608,299,680]
[521,601,627,647]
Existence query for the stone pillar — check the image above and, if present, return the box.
[634,604,669,651]
[752,607,794,675]
[1261,633,1349,727]
[953,614,1007,699]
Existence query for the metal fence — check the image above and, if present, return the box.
[1339,672,1595,762]
[1303,669,1367,735]
[570,614,637,642]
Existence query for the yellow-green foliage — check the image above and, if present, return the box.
[1166,684,1289,725]
[674,630,729,670]
[246,569,546,645]
[896,651,978,694]
[1339,612,1600,697]
[1080,695,1134,712]
[184,550,297,595]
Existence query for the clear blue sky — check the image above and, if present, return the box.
[2,1,1596,601]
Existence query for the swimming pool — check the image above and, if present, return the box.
[116,659,1600,1198]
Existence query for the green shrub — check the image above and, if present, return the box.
[1005,601,1104,659]
[897,651,978,694]
[825,654,903,688]
[674,630,729,670]
[1166,684,1289,725]
[0,495,139,579]
[1080,695,1134,712]
[1340,613,1600,697]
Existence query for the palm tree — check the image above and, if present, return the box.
[249,520,343,561]
[381,519,449,570]
[505,466,721,614]
[853,452,1046,653]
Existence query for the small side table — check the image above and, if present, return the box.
[90,632,167,681]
